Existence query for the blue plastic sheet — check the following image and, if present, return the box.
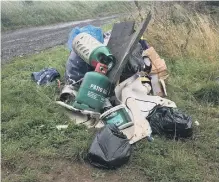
[68,25,104,51]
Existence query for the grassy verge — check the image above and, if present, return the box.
[2,45,219,182]
[1,1,134,31]
[2,2,219,181]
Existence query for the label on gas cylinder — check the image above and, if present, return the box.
[90,84,108,95]
[87,91,105,103]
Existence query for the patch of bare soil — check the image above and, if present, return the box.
[2,154,148,182]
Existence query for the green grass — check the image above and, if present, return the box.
[2,46,219,182]
[194,83,219,106]
[1,1,134,31]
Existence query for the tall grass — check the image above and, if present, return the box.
[147,7,219,59]
[126,2,219,60]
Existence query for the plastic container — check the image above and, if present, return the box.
[100,105,133,130]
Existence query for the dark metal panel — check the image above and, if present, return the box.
[107,12,152,85]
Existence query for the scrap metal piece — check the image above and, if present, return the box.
[59,84,77,102]
[56,101,100,128]
[107,12,152,84]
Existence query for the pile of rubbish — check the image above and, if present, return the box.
[32,13,194,169]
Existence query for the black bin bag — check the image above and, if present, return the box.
[147,106,193,138]
[120,43,146,82]
[87,124,131,169]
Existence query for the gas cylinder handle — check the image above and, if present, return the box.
[95,63,108,75]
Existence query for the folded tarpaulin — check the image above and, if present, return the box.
[68,25,104,51]
[31,68,60,85]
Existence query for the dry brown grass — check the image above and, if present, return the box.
[128,3,219,60]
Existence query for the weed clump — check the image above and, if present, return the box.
[194,83,219,106]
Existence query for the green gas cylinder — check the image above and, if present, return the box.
[90,46,115,71]
[72,33,116,71]
[73,63,110,112]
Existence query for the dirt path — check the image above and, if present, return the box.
[2,155,148,182]
[1,15,118,64]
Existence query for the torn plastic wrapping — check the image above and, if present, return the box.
[147,106,193,138]
[87,124,131,169]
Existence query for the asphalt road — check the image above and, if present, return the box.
[1,15,118,64]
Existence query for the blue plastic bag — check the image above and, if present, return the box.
[68,25,104,51]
